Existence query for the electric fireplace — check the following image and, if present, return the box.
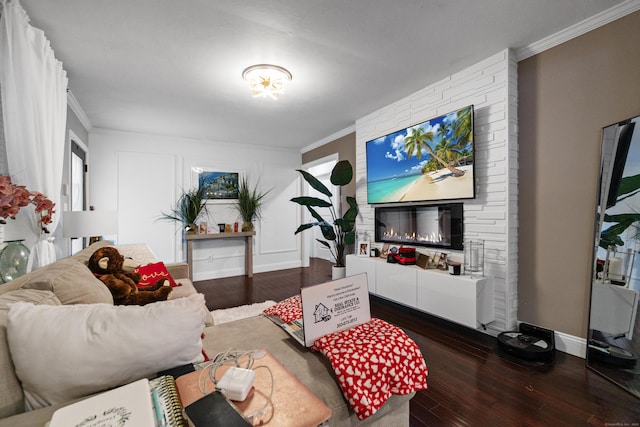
[374,203,463,250]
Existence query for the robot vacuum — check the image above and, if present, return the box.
[588,339,638,369]
[497,323,555,364]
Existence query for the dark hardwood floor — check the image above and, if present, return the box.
[194,259,640,426]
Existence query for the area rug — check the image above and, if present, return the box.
[210,300,276,325]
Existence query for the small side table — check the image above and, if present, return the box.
[185,231,255,280]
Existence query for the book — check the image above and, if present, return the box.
[48,376,187,427]
[48,379,155,427]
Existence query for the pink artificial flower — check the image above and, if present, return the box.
[0,175,55,230]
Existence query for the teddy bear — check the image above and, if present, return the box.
[87,246,172,305]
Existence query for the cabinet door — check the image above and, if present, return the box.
[417,273,479,328]
[346,255,377,293]
[591,282,639,338]
[375,263,417,307]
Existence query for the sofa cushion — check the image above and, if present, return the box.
[0,290,61,419]
[19,257,113,305]
[6,293,208,411]
[114,243,159,265]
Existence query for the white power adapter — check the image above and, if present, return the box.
[217,367,255,401]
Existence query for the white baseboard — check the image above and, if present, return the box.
[192,260,304,281]
[554,331,587,359]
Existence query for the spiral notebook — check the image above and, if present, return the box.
[149,375,188,427]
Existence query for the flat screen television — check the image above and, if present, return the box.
[366,105,475,204]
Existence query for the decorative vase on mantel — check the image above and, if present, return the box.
[185,223,197,235]
[332,265,346,280]
[241,221,254,232]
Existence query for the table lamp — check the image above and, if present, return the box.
[62,209,118,244]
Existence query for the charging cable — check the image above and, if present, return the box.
[196,348,274,425]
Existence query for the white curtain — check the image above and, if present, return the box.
[0,0,68,269]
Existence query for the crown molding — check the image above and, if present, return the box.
[515,0,640,61]
[301,124,355,154]
[66,90,92,132]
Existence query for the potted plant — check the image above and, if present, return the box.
[291,160,358,279]
[159,186,208,235]
[235,175,271,231]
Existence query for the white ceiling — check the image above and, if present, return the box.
[19,0,629,151]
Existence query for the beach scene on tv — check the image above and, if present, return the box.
[366,105,474,204]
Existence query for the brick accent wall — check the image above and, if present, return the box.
[355,49,518,333]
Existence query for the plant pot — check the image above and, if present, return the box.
[241,221,254,232]
[185,223,197,235]
[332,265,346,280]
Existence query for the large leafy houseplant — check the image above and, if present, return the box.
[235,175,271,231]
[599,173,640,249]
[159,186,208,234]
[291,160,358,268]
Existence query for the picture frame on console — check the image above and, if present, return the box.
[198,222,207,234]
[416,253,429,269]
[358,240,370,257]
[380,243,390,258]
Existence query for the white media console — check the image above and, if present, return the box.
[346,254,494,329]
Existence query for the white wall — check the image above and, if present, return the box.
[355,49,519,333]
[89,129,303,280]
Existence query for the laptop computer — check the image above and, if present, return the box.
[282,273,371,347]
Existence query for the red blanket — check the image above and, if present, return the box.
[263,294,302,323]
[264,296,428,420]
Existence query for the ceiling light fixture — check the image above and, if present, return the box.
[242,64,292,100]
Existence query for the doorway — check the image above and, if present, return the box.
[301,154,339,265]
[69,135,87,254]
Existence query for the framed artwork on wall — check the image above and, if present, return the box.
[191,167,242,203]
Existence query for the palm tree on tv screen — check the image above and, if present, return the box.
[404,124,465,177]
[403,126,433,160]
[452,106,473,146]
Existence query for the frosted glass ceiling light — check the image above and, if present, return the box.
[242,64,292,99]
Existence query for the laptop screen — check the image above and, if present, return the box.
[300,273,371,346]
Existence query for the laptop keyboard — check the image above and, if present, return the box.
[290,319,305,341]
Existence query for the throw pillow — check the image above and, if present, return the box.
[0,290,60,419]
[114,243,160,266]
[19,257,113,305]
[7,293,208,411]
[133,262,179,287]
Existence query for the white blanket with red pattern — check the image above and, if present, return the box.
[263,296,428,420]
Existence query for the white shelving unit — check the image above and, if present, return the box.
[346,254,494,329]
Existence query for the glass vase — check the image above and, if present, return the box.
[0,240,30,283]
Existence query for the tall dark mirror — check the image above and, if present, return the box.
[588,114,640,398]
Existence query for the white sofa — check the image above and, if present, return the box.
[0,241,412,426]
